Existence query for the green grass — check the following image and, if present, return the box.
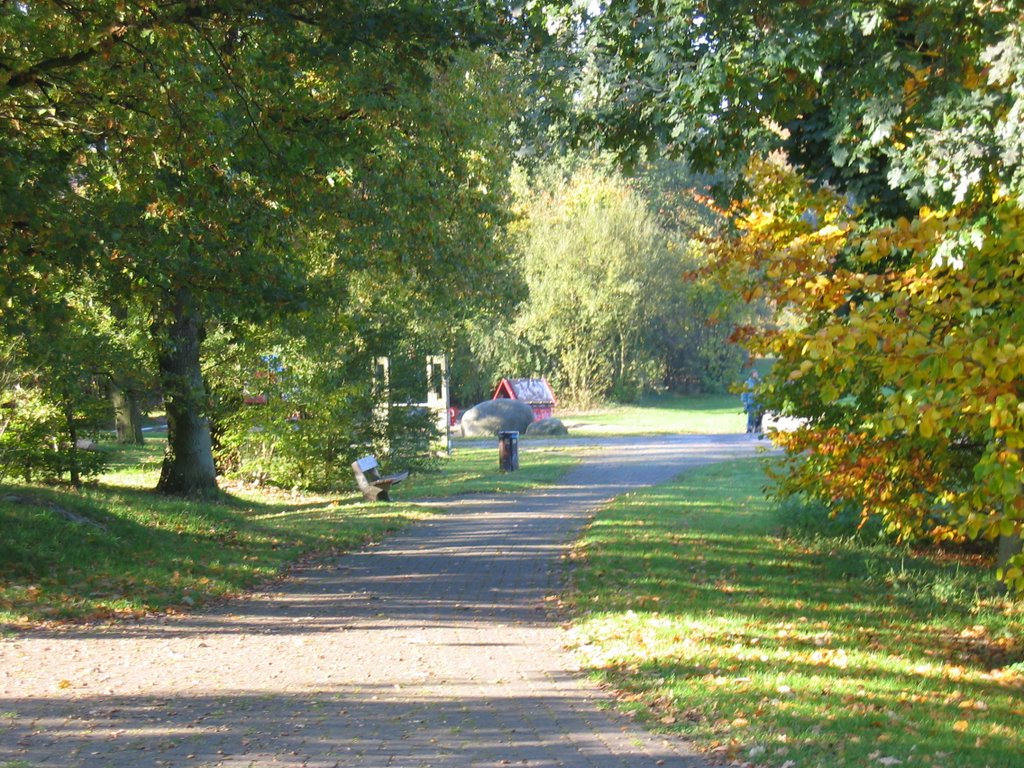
[403,445,577,497]
[560,393,746,435]
[568,459,1024,768]
[0,443,576,627]
[94,436,166,487]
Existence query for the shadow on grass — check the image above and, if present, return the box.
[570,459,1023,768]
[0,480,418,624]
[1,443,578,625]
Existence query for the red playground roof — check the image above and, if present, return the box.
[492,378,556,405]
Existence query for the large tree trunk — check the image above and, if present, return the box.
[154,287,218,497]
[110,378,145,445]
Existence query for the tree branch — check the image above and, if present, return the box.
[188,19,280,161]
[1,2,226,93]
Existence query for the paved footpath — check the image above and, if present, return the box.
[1,435,764,768]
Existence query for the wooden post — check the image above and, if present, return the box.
[426,355,450,456]
[373,356,391,455]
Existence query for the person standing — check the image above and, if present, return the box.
[741,370,763,435]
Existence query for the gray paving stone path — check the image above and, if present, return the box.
[1,434,765,768]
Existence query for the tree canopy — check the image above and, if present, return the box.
[1,1,543,494]
[579,1,1023,206]
[574,1,1024,588]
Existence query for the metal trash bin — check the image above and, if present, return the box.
[497,430,519,472]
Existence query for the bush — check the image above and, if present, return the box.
[216,380,441,492]
[0,385,108,484]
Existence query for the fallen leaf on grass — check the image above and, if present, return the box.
[958,699,988,711]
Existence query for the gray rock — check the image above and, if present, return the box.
[75,438,98,451]
[525,417,568,437]
[460,399,535,437]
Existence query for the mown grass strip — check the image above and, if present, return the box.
[568,459,1023,768]
[402,445,577,497]
[0,444,576,627]
[561,393,746,435]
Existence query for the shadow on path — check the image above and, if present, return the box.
[1,435,768,767]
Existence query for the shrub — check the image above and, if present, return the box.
[0,384,108,484]
[216,379,440,492]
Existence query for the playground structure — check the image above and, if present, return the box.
[492,377,557,422]
[374,354,451,456]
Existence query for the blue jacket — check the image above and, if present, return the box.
[741,378,758,410]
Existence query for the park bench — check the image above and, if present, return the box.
[351,455,409,502]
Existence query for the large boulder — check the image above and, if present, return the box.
[460,399,535,437]
[525,417,568,437]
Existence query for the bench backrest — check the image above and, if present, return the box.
[354,456,379,474]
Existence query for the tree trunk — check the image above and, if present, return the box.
[110,378,145,445]
[997,529,1022,594]
[154,287,218,497]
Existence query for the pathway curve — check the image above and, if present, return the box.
[1,434,766,768]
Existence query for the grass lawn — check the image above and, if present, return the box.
[568,459,1024,768]
[403,445,577,497]
[0,441,576,627]
[560,392,746,436]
